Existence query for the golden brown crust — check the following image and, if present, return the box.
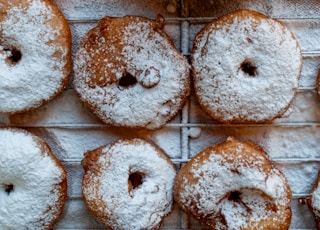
[79,15,165,88]
[317,70,320,101]
[81,145,110,225]
[305,171,320,228]
[45,0,72,110]
[174,137,292,229]
[33,132,68,230]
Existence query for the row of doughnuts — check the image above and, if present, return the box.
[1,127,319,229]
[0,0,306,129]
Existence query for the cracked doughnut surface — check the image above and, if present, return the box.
[73,15,190,130]
[174,137,292,229]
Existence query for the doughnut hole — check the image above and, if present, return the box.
[226,190,254,213]
[2,183,14,195]
[240,59,257,77]
[228,191,241,203]
[119,72,137,88]
[224,188,278,215]
[4,47,22,66]
[128,171,145,196]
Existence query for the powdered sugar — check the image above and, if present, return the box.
[0,0,70,113]
[73,16,190,129]
[192,10,302,123]
[176,137,291,229]
[82,138,176,230]
[0,128,65,229]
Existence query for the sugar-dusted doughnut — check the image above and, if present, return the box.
[174,137,292,229]
[191,9,302,123]
[304,171,320,228]
[73,15,190,130]
[82,138,176,229]
[0,0,71,114]
[0,128,67,229]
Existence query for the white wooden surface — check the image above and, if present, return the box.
[2,0,320,229]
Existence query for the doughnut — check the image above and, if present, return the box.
[174,137,292,229]
[0,128,67,229]
[73,15,190,130]
[191,9,302,123]
[81,138,176,229]
[0,0,71,114]
[304,170,320,228]
[317,69,320,100]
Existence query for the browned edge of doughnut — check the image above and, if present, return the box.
[304,170,320,228]
[33,130,68,230]
[316,69,320,101]
[44,0,72,111]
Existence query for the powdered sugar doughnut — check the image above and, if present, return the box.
[0,0,71,114]
[82,138,176,229]
[191,9,302,123]
[304,171,320,228]
[73,15,190,130]
[0,128,67,229]
[174,137,292,229]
